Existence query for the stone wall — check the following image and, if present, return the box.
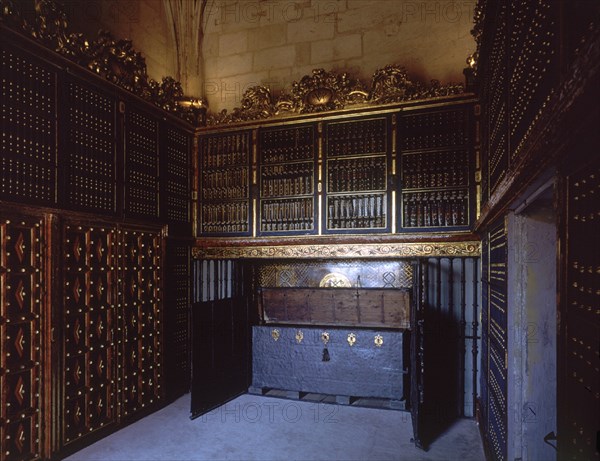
[64,0,476,114]
[67,0,176,87]
[203,0,477,112]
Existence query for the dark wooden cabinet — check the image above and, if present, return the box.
[196,100,476,238]
[0,215,46,461]
[0,26,194,460]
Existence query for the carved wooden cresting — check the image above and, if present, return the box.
[63,224,116,444]
[0,217,44,461]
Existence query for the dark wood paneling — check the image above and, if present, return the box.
[164,240,191,400]
[63,79,117,214]
[163,127,192,233]
[482,218,508,461]
[124,109,160,219]
[191,261,251,418]
[118,228,164,418]
[0,45,57,206]
[62,224,117,445]
[0,215,45,461]
[260,287,410,329]
[559,159,600,460]
[1,24,193,461]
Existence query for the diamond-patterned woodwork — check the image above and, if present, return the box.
[118,229,163,417]
[0,46,57,206]
[63,225,116,445]
[0,217,44,461]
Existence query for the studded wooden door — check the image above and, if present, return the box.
[482,218,508,461]
[118,228,163,418]
[0,45,57,207]
[62,224,117,446]
[0,216,45,461]
[124,109,160,219]
[63,79,117,214]
[164,240,191,400]
[558,159,600,460]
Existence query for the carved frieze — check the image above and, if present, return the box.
[192,241,481,260]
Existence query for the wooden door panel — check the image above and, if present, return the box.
[62,224,117,446]
[0,217,44,461]
[559,161,600,460]
[118,229,163,417]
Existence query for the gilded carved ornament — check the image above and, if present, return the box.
[1,0,197,123]
[192,241,481,260]
[207,66,465,125]
[2,0,468,126]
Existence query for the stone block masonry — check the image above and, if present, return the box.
[203,0,477,113]
[69,0,477,114]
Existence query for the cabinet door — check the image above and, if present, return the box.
[324,116,393,234]
[558,160,600,460]
[62,224,117,445]
[199,132,252,236]
[191,260,251,417]
[410,260,426,449]
[118,228,164,418]
[0,215,45,461]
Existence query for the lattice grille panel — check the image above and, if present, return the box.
[125,110,159,218]
[1,47,56,205]
[400,109,468,151]
[63,224,116,444]
[118,229,163,418]
[256,260,412,289]
[65,81,116,212]
[165,128,190,223]
[200,132,251,235]
[326,118,387,157]
[0,216,44,461]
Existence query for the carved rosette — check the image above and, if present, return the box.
[287,68,369,113]
[192,241,481,260]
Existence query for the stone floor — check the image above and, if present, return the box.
[64,393,486,461]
